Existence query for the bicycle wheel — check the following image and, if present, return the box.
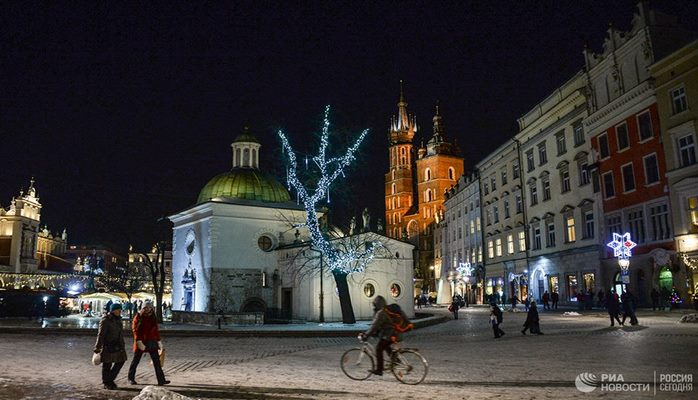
[340,348,374,380]
[391,349,428,385]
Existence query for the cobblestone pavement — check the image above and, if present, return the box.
[0,307,696,399]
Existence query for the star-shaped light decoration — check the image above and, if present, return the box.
[607,232,637,259]
[456,262,474,278]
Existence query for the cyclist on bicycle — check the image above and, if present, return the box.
[358,295,407,376]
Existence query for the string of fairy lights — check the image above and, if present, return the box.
[278,105,382,274]
[680,253,698,271]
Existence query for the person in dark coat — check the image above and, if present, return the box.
[127,300,169,386]
[450,296,460,319]
[94,303,127,390]
[597,289,605,309]
[606,290,622,326]
[359,295,407,376]
[521,301,543,335]
[551,291,559,310]
[490,303,505,338]
[620,291,638,325]
[542,291,550,310]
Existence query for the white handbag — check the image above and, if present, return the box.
[92,352,101,366]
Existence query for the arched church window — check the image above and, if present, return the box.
[392,183,396,195]
[392,170,395,180]
[448,167,455,180]
[424,168,432,182]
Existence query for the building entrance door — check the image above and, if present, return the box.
[658,267,673,293]
[281,288,292,320]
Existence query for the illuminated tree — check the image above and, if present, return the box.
[278,106,382,324]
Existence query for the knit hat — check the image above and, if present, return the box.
[110,303,122,312]
[143,299,154,308]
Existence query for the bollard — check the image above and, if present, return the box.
[217,317,221,329]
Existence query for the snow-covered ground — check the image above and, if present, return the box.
[0,307,696,399]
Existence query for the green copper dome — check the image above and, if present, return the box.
[197,168,291,204]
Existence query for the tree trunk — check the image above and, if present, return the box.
[155,292,163,323]
[333,270,355,324]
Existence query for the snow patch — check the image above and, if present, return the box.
[562,311,582,317]
[679,313,698,323]
[132,386,193,400]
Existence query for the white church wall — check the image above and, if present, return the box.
[171,215,211,312]
[285,237,415,322]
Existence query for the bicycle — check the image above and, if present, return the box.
[340,336,428,385]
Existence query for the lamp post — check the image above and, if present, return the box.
[41,295,48,323]
[306,247,324,323]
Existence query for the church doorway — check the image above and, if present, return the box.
[281,288,292,319]
[241,298,266,313]
[658,267,673,293]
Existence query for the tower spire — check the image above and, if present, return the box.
[432,101,444,139]
[397,80,409,132]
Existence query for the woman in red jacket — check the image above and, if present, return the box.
[127,300,169,386]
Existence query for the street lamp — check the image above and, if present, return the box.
[306,247,324,323]
[607,232,636,289]
[41,295,48,323]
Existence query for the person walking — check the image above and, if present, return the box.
[93,303,127,390]
[521,301,543,335]
[620,290,638,326]
[597,289,605,309]
[606,290,622,326]
[127,300,169,386]
[490,303,505,338]
[542,291,550,310]
[510,295,518,311]
[551,290,559,310]
[450,295,460,319]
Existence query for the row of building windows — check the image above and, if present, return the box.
[597,110,655,160]
[524,130,586,174]
[448,247,483,266]
[605,201,672,244]
[422,167,457,182]
[486,231,527,258]
[601,153,660,199]
[483,164,520,196]
[449,217,482,242]
[527,210,595,251]
[485,194,523,226]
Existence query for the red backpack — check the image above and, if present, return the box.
[384,303,413,342]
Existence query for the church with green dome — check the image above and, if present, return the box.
[168,127,414,323]
[196,127,292,205]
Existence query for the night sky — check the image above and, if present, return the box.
[2,1,697,253]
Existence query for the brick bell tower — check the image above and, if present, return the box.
[385,81,418,240]
[410,104,464,289]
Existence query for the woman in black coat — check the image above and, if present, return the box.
[521,301,543,335]
[94,303,128,390]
